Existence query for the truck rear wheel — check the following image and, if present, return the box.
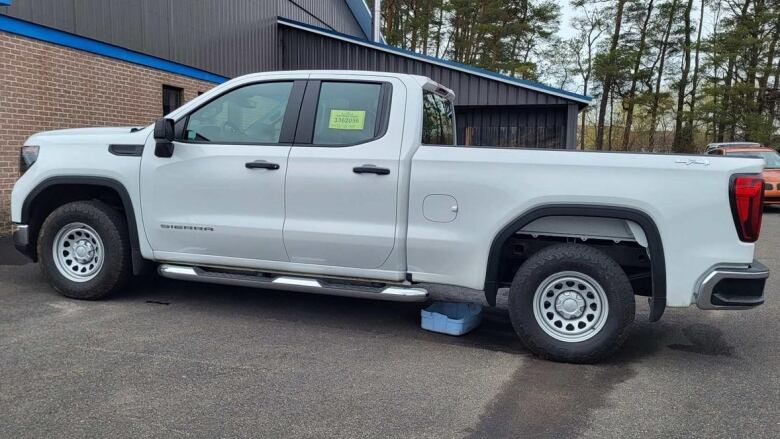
[507,243,635,363]
[37,200,131,300]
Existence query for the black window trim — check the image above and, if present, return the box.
[173,79,307,147]
[293,80,393,148]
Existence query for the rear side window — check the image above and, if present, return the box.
[185,82,293,144]
[312,82,382,145]
[422,91,455,145]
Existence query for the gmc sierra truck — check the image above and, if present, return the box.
[11,70,770,363]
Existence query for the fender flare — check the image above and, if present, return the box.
[21,176,145,275]
[484,204,666,322]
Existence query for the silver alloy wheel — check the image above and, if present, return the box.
[532,271,609,342]
[52,222,104,282]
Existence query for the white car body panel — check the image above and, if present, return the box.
[11,126,155,260]
[140,141,291,262]
[10,70,766,311]
[407,146,761,306]
[282,73,408,269]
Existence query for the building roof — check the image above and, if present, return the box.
[278,17,592,105]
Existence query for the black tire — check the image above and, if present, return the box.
[37,200,131,300]
[507,243,635,363]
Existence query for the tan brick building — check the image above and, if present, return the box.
[0,32,216,229]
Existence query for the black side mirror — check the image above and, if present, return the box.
[153,118,175,158]
[154,118,174,141]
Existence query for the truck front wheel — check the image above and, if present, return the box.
[37,200,131,300]
[508,243,635,363]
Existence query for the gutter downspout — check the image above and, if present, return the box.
[371,0,381,42]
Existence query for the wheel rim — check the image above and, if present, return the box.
[532,271,609,343]
[52,222,104,282]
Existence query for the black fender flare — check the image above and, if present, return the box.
[21,176,145,275]
[484,204,666,322]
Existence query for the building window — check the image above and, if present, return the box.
[162,85,183,115]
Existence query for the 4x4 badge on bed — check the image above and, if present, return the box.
[675,159,711,166]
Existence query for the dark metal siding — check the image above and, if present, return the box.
[1,0,279,77]
[278,0,365,38]
[278,25,573,108]
[456,106,567,148]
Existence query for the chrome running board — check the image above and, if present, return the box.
[158,264,429,302]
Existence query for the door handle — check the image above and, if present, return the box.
[353,165,390,175]
[245,160,280,170]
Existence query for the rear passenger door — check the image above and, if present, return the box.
[283,76,404,269]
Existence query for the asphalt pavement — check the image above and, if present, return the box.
[2,211,780,438]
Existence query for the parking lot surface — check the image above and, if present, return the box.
[2,212,780,438]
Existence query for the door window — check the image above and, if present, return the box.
[422,91,455,145]
[185,82,293,144]
[312,82,382,146]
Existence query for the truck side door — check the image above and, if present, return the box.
[140,79,305,265]
[283,77,405,269]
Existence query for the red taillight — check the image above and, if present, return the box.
[729,174,764,242]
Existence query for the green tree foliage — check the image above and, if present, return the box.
[382,0,560,81]
[381,0,780,150]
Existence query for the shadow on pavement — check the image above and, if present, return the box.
[0,236,31,266]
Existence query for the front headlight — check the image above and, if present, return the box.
[19,145,39,174]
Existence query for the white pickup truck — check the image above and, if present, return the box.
[11,70,769,362]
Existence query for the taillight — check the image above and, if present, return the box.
[729,174,764,242]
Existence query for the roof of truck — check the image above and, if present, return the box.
[720,146,774,153]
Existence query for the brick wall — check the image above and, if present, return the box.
[0,31,217,231]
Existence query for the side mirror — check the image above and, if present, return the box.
[153,118,175,158]
[153,118,174,141]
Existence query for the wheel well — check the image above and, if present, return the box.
[495,234,651,294]
[484,206,666,322]
[24,184,125,261]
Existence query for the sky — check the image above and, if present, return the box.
[558,2,578,39]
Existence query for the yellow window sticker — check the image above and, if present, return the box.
[328,109,366,130]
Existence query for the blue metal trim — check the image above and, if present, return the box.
[278,17,592,103]
[344,0,372,39]
[0,1,11,6]
[0,15,227,83]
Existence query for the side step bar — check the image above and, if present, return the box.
[158,264,429,303]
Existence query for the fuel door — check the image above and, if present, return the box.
[423,194,458,223]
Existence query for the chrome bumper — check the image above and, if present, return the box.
[696,260,769,310]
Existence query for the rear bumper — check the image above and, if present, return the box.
[12,223,34,261]
[763,187,780,203]
[696,260,768,310]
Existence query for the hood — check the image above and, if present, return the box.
[34,126,146,137]
[25,125,153,146]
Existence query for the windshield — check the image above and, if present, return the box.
[726,150,780,169]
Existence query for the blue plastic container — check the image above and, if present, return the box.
[421,301,483,336]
